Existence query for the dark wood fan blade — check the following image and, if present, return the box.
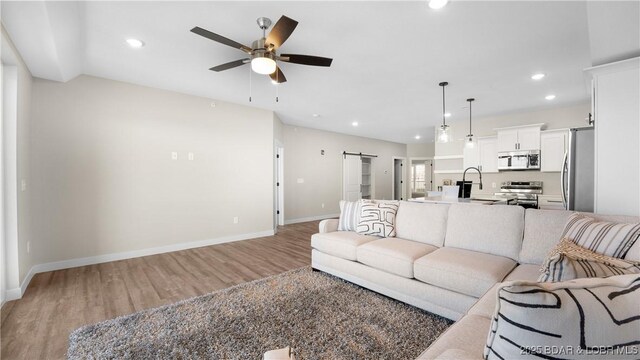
[209,59,250,72]
[280,54,333,67]
[266,16,298,49]
[269,66,287,83]
[191,26,252,53]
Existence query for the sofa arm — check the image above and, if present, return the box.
[319,218,339,233]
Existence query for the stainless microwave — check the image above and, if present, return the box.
[498,150,540,171]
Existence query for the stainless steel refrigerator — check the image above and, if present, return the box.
[561,127,594,211]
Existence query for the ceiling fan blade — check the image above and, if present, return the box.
[191,26,252,53]
[280,54,333,67]
[266,16,298,49]
[269,66,287,83]
[209,59,250,72]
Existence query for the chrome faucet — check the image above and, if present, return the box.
[462,167,483,198]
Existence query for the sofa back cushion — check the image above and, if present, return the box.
[519,209,574,265]
[444,204,524,260]
[395,201,449,247]
[520,210,640,265]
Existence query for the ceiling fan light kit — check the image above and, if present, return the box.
[191,15,333,90]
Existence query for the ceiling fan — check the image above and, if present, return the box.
[191,15,333,84]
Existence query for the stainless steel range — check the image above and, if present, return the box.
[495,181,542,209]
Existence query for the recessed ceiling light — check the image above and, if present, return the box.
[352,121,359,127]
[429,0,449,10]
[531,73,546,80]
[545,94,556,100]
[444,112,452,117]
[126,38,145,48]
[312,113,320,118]
[415,135,421,140]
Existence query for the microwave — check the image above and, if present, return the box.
[498,150,540,171]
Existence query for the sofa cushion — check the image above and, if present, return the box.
[357,238,438,278]
[395,202,449,247]
[445,204,524,260]
[414,247,517,297]
[416,315,491,360]
[485,274,640,360]
[520,208,574,265]
[468,264,542,319]
[311,232,379,261]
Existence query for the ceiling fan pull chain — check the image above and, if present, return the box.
[249,63,252,102]
[276,71,279,103]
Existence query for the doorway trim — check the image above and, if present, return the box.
[391,156,407,201]
[274,141,285,230]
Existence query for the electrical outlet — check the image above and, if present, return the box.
[21,180,26,191]
[27,241,31,253]
[321,203,325,208]
[171,152,178,160]
[188,152,194,161]
[233,217,239,224]
[297,178,304,184]
[492,182,497,189]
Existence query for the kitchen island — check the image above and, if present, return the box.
[408,195,515,205]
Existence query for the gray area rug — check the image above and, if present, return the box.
[68,267,452,359]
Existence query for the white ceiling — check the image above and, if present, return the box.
[2,1,636,143]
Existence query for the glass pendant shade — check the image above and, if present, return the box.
[437,125,451,143]
[465,134,476,148]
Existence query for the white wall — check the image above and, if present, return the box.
[29,75,275,266]
[434,103,590,196]
[1,26,34,298]
[283,125,406,223]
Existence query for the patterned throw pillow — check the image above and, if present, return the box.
[338,200,360,231]
[485,274,640,360]
[561,213,640,258]
[539,238,640,282]
[357,200,399,237]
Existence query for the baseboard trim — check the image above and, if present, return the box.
[284,213,340,225]
[4,229,275,303]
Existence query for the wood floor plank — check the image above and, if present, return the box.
[0,221,318,359]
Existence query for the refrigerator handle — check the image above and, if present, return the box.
[561,151,568,209]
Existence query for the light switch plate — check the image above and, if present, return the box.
[297,178,304,184]
[188,152,194,161]
[171,152,178,160]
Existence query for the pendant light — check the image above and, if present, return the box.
[465,98,476,148]
[436,82,451,143]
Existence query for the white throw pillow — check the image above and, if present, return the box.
[337,200,360,231]
[356,200,399,237]
[485,274,640,359]
[561,213,640,258]
[539,238,640,282]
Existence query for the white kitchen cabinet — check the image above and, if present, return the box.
[540,130,568,172]
[586,57,639,216]
[462,137,498,173]
[496,125,543,152]
[478,137,498,173]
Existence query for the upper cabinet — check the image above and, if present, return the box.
[463,136,498,173]
[496,124,543,152]
[540,129,568,172]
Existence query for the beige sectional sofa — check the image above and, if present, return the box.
[310,201,640,359]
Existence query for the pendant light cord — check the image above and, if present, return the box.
[442,84,446,127]
[467,98,475,136]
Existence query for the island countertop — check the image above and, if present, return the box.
[408,195,514,205]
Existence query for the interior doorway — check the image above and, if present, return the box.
[409,158,433,198]
[274,143,284,231]
[392,157,406,201]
